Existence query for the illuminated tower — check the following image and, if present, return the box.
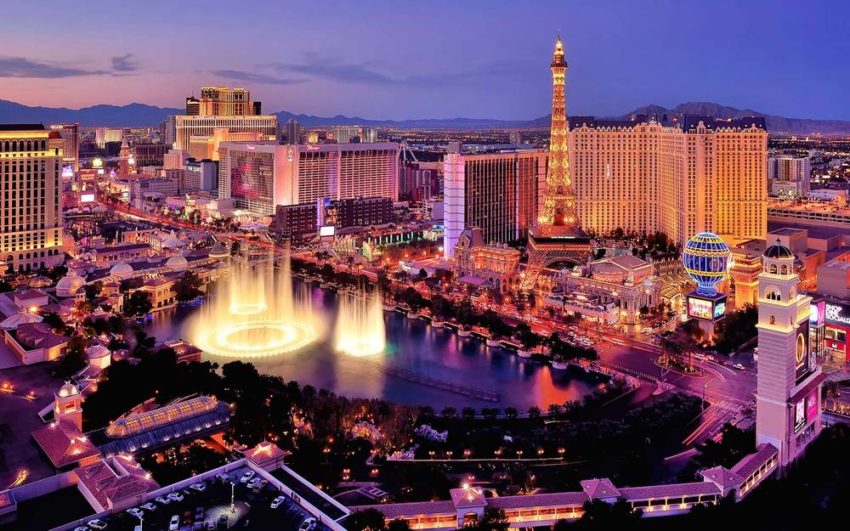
[54,381,83,431]
[520,35,590,291]
[755,240,823,468]
[118,138,131,177]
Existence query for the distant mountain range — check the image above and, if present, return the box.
[1,98,848,135]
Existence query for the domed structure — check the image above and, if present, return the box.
[110,262,134,278]
[57,381,79,398]
[161,231,185,249]
[764,240,793,259]
[165,253,189,273]
[29,276,53,289]
[56,271,86,297]
[682,232,731,296]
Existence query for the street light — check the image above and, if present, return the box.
[230,481,236,513]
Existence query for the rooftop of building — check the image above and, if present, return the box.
[570,114,767,131]
[58,459,347,531]
[0,123,46,131]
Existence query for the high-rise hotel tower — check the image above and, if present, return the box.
[569,114,768,247]
[0,125,65,272]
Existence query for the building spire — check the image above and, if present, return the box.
[539,35,574,227]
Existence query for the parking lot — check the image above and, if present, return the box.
[71,466,333,531]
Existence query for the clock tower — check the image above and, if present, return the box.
[755,240,823,468]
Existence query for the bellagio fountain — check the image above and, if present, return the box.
[190,250,319,358]
[190,248,388,359]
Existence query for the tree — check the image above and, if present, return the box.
[504,407,518,419]
[56,335,88,377]
[441,407,457,419]
[462,407,476,420]
[174,271,203,302]
[527,406,542,418]
[575,499,641,530]
[84,280,103,301]
[694,423,755,469]
[123,290,152,317]
[344,509,386,531]
[386,519,410,531]
[418,268,428,280]
[0,279,12,293]
[466,509,509,531]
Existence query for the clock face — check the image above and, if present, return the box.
[795,332,807,366]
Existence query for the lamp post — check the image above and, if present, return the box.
[230,481,236,513]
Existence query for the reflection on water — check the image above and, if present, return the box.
[146,282,601,409]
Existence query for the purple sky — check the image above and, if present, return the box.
[1,0,847,120]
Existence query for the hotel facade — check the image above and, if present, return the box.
[570,115,768,247]
[218,142,400,216]
[0,125,65,272]
[443,149,546,258]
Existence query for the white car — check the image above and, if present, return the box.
[733,363,745,371]
[167,492,184,502]
[169,515,180,531]
[271,495,286,509]
[141,502,157,512]
[127,507,144,519]
[299,517,317,531]
[73,527,89,531]
[155,496,171,505]
[190,482,206,492]
[239,470,255,484]
[87,520,107,530]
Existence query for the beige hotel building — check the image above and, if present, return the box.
[570,115,768,246]
[0,125,65,273]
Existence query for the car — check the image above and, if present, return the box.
[215,473,229,483]
[169,515,180,531]
[156,496,171,505]
[141,502,157,512]
[239,471,255,484]
[168,492,185,502]
[299,517,317,531]
[127,507,145,519]
[87,520,108,530]
[73,527,89,531]
[271,495,286,509]
[733,363,746,371]
[190,482,207,492]
[246,477,261,488]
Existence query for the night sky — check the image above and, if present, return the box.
[1,0,847,120]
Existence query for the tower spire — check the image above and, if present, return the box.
[539,35,574,227]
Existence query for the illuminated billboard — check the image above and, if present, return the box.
[806,389,818,424]
[61,165,74,178]
[794,399,806,433]
[687,294,727,321]
[319,225,335,237]
[80,193,96,203]
[688,297,713,320]
[794,319,811,384]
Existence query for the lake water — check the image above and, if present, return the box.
[145,282,602,410]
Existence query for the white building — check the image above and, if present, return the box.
[755,241,823,467]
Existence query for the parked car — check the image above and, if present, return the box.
[215,473,229,483]
[239,471,255,484]
[87,520,107,530]
[190,482,207,492]
[169,514,180,531]
[299,517,317,531]
[156,496,171,505]
[271,495,286,509]
[127,507,144,519]
[733,363,746,371]
[246,477,261,488]
[167,492,185,502]
[73,527,89,531]
[141,502,157,512]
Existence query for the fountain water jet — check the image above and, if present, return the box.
[334,288,386,356]
[191,249,317,358]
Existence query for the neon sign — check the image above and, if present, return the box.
[825,303,850,325]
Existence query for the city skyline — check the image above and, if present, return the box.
[1,0,848,121]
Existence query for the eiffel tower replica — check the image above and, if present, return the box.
[519,35,591,292]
